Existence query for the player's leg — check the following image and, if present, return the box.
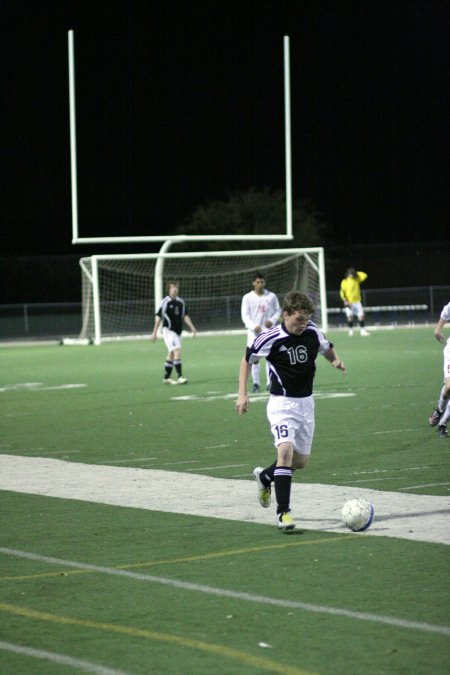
[164,357,174,382]
[437,400,450,437]
[356,302,370,336]
[162,329,176,383]
[254,397,313,528]
[253,396,291,518]
[430,344,450,429]
[344,306,354,336]
[253,465,273,507]
[163,328,179,384]
[265,361,271,390]
[275,396,315,527]
[436,361,450,436]
[273,441,295,529]
[258,401,313,477]
[173,346,187,384]
[165,333,187,384]
[429,384,447,425]
[267,397,301,529]
[251,363,260,392]
[291,396,314,471]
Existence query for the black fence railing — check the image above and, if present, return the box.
[1,286,449,341]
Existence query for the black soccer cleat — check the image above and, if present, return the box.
[437,424,448,438]
[429,409,442,427]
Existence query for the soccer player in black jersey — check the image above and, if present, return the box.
[236,290,346,530]
[150,281,197,384]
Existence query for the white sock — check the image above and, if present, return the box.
[440,402,450,425]
[438,386,448,412]
[252,362,260,386]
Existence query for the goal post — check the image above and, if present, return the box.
[68,31,295,245]
[78,247,328,345]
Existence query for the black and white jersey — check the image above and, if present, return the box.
[156,295,187,335]
[246,321,332,398]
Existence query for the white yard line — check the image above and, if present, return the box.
[1,548,449,637]
[0,640,129,675]
[97,457,158,464]
[0,454,449,545]
[399,482,450,490]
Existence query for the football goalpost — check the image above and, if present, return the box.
[78,247,327,345]
[68,32,295,246]
[67,34,329,345]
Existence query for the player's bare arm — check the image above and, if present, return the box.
[184,314,197,336]
[150,317,161,341]
[236,357,251,415]
[434,318,446,343]
[324,348,347,374]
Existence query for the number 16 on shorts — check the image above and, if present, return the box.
[275,424,289,440]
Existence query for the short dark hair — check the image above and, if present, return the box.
[252,272,265,281]
[282,290,315,315]
[346,268,356,276]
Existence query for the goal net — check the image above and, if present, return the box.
[78,248,327,344]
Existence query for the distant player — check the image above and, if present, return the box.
[241,272,281,392]
[340,268,370,336]
[236,290,347,531]
[428,301,450,438]
[150,281,197,384]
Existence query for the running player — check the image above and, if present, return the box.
[236,290,346,530]
[429,301,450,438]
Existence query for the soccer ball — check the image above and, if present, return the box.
[341,498,374,532]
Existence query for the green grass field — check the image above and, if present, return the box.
[1,328,449,674]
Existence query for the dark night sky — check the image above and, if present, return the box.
[1,0,449,257]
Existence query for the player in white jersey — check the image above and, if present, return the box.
[241,272,281,392]
[236,290,347,531]
[428,301,450,438]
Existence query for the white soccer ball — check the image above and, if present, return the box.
[341,498,374,532]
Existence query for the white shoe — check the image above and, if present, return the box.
[277,512,295,531]
[253,467,271,508]
[348,329,354,336]
[174,376,188,384]
[163,378,175,384]
[360,329,370,336]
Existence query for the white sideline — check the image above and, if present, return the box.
[0,641,129,675]
[1,548,449,637]
[0,455,449,545]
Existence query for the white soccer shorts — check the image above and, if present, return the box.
[267,395,315,456]
[344,302,364,320]
[162,327,182,351]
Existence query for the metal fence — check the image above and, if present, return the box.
[327,286,450,328]
[1,286,449,341]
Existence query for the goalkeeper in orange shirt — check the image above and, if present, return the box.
[340,268,370,336]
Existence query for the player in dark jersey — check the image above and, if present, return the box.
[236,290,346,530]
[150,281,197,384]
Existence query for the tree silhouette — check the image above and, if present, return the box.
[174,187,326,250]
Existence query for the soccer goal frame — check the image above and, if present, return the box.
[77,247,327,345]
[68,32,294,244]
